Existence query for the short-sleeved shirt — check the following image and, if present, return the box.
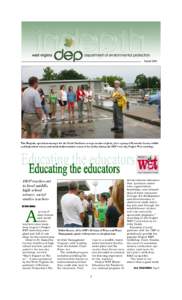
[82,199,89,212]
[60,90,67,101]
[112,87,125,97]
[148,91,160,105]
[97,202,108,222]
[61,193,84,226]
[118,87,125,95]
[49,94,57,104]
[106,205,121,227]
[22,87,42,113]
[76,90,84,101]
[67,91,76,102]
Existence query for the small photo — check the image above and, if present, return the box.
[57,179,124,228]
[22,65,160,139]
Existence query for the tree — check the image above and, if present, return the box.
[41,67,56,80]
[149,76,160,89]
[134,74,148,89]
[135,74,160,89]
[41,68,86,81]
[98,75,126,87]
[56,69,86,80]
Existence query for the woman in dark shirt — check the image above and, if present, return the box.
[105,204,121,227]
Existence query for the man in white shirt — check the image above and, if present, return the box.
[22,76,43,138]
[60,182,84,227]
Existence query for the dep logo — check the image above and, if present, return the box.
[54,37,83,62]
[137,155,159,173]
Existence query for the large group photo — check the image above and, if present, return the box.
[21,65,161,139]
[57,180,124,228]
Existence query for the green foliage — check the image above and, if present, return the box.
[56,69,86,80]
[41,67,86,81]
[148,76,161,89]
[41,67,57,80]
[98,75,126,88]
[135,74,160,89]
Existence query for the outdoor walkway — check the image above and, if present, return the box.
[124,103,160,125]
[96,100,160,126]
[38,106,160,139]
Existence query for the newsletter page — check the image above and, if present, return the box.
[2,1,182,297]
[20,21,160,272]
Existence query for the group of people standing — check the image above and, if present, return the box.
[60,180,124,228]
[47,84,93,123]
[22,76,94,138]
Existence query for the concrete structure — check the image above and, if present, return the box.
[22,79,104,95]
